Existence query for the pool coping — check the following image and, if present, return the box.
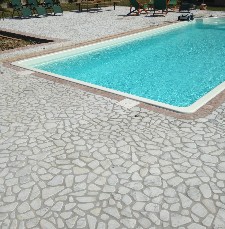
[2,21,225,120]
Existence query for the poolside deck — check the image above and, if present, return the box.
[0,7,225,229]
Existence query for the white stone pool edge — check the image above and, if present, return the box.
[12,18,225,114]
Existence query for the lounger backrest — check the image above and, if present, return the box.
[45,0,54,6]
[129,0,139,9]
[168,0,177,5]
[28,0,38,7]
[11,0,22,8]
[154,0,167,10]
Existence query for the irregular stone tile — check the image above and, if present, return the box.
[201,154,218,164]
[73,167,89,175]
[87,215,97,229]
[131,153,138,162]
[216,173,225,181]
[26,218,40,228]
[191,203,208,218]
[132,202,145,211]
[209,182,222,194]
[0,213,8,221]
[120,218,136,228]
[131,172,142,181]
[99,159,112,170]
[167,177,183,187]
[213,208,225,228]
[164,187,176,197]
[107,175,118,186]
[3,195,15,203]
[170,203,180,212]
[140,168,148,177]
[146,212,161,226]
[185,177,202,186]
[103,207,120,219]
[44,198,54,207]
[199,183,212,198]
[118,187,130,195]
[102,185,115,192]
[42,186,64,199]
[108,219,120,229]
[0,203,18,213]
[17,202,30,214]
[171,213,192,227]
[138,217,151,228]
[96,222,106,229]
[122,195,132,205]
[77,203,94,211]
[110,166,126,174]
[40,219,56,229]
[187,187,201,201]
[132,191,149,202]
[99,193,110,200]
[52,202,64,212]
[56,218,64,228]
[218,162,225,172]
[121,206,132,217]
[5,178,18,187]
[125,182,143,190]
[144,175,162,187]
[66,216,78,229]
[76,217,86,228]
[65,175,74,187]
[15,165,32,177]
[48,175,64,186]
[179,193,192,208]
[127,164,140,173]
[145,203,160,212]
[90,208,101,216]
[88,184,101,191]
[160,210,170,221]
[144,187,163,197]
[60,212,72,219]
[75,175,87,183]
[187,223,206,229]
[202,214,214,227]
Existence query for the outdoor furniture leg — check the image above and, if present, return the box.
[1,11,5,20]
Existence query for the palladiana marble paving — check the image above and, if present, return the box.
[0,62,225,229]
[1,6,225,229]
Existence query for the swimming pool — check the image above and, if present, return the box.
[13,17,225,113]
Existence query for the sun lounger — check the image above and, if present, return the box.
[167,0,177,11]
[11,0,33,18]
[153,0,168,16]
[27,0,47,16]
[179,0,197,12]
[44,0,63,15]
[127,0,148,16]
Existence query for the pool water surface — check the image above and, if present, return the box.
[13,17,225,113]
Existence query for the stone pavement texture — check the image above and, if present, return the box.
[0,6,225,229]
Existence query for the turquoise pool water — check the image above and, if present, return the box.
[35,18,225,107]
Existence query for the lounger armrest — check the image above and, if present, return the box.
[44,2,51,7]
[54,0,61,5]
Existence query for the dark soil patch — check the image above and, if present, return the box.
[0,30,53,51]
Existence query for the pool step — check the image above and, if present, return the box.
[117,98,140,109]
[17,70,34,75]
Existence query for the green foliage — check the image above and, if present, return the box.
[207,6,225,10]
